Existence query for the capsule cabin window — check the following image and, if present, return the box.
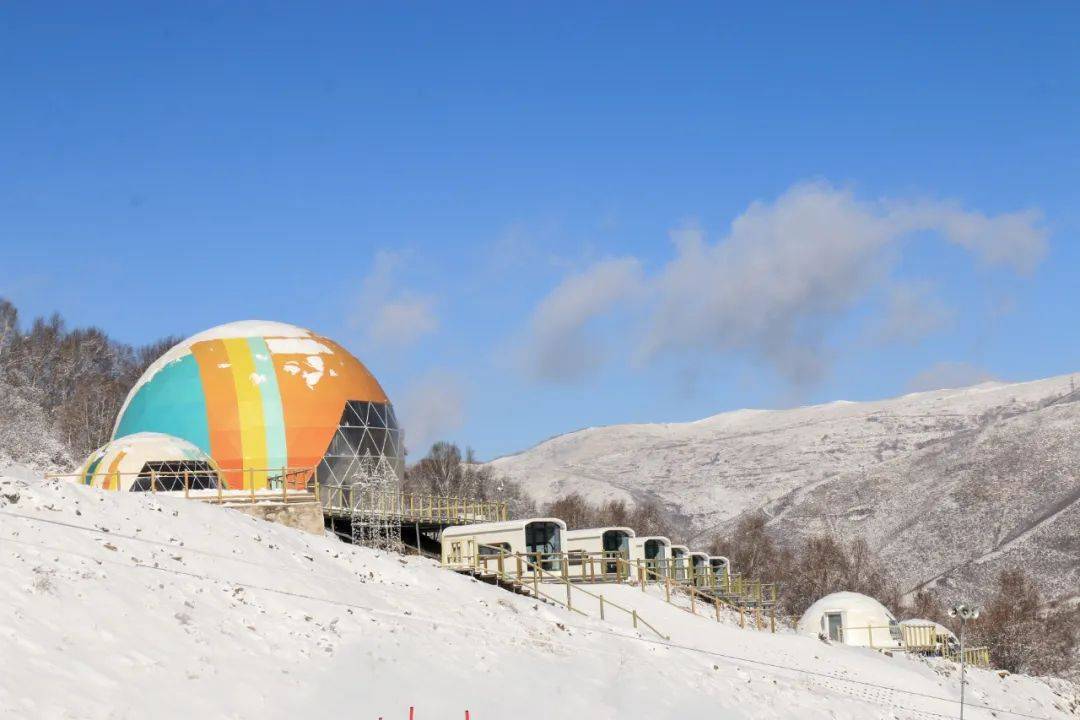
[479,542,511,556]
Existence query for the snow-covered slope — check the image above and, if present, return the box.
[3,476,1077,718]
[489,374,1080,601]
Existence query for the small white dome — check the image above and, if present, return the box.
[797,591,902,648]
[77,432,222,492]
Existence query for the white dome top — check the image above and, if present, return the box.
[141,320,315,380]
[115,320,333,424]
[85,431,210,463]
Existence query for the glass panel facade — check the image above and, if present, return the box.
[602,531,629,553]
[317,400,405,490]
[132,461,222,491]
[525,521,562,571]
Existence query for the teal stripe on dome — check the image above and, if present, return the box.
[83,455,104,485]
[248,337,288,473]
[113,354,211,454]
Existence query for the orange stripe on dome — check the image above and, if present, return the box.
[191,340,244,489]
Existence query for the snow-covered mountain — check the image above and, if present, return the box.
[489,374,1080,602]
[2,475,1077,718]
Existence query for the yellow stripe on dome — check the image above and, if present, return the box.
[223,338,269,489]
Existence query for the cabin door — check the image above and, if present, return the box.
[602,531,628,576]
[525,522,561,571]
[826,612,843,642]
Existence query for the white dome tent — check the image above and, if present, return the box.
[797,591,903,648]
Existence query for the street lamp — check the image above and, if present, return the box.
[948,603,981,720]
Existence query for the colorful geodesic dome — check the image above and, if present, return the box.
[79,432,223,491]
[111,321,404,490]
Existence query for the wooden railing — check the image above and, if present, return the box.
[946,645,991,667]
[844,625,991,666]
[837,624,903,649]
[49,467,314,502]
[461,548,783,638]
[473,545,668,640]
[634,559,779,631]
[900,623,940,651]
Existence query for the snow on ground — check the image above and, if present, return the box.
[1,476,1077,719]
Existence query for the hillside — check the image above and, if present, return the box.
[2,475,1078,718]
[489,374,1080,602]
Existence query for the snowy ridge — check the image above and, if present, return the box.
[489,373,1080,602]
[1,475,1077,718]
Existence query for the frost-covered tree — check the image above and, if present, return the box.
[0,297,178,468]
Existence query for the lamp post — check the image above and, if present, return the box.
[948,603,981,720]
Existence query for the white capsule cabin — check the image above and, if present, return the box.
[689,551,712,586]
[629,535,671,578]
[669,544,690,581]
[564,526,635,556]
[797,591,903,648]
[441,518,566,571]
[564,526,635,577]
[709,555,731,581]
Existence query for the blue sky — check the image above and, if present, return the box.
[3,2,1078,460]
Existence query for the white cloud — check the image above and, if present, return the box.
[521,180,1047,387]
[397,370,466,455]
[368,297,438,348]
[644,184,893,386]
[522,257,643,381]
[353,251,438,349]
[907,362,999,393]
[887,201,1048,274]
[873,281,954,345]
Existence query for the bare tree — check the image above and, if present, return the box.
[973,568,1079,677]
[545,493,597,529]
[710,513,783,582]
[404,441,536,519]
[0,297,180,463]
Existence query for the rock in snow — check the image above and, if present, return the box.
[1,475,1078,718]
